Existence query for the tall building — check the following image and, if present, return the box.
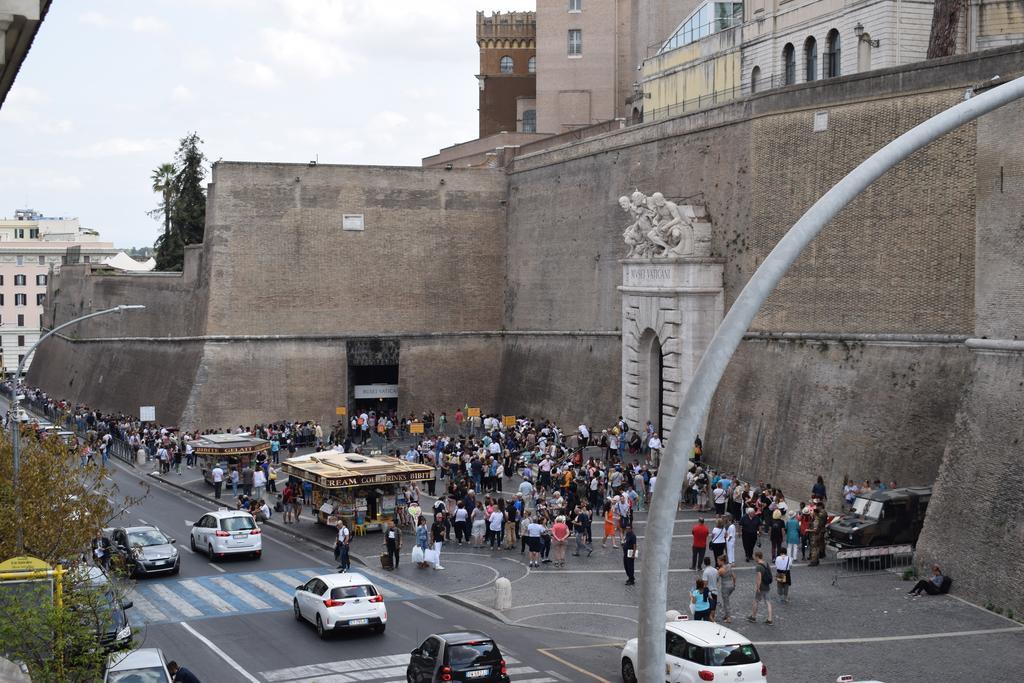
[477,11,537,136]
[0,209,116,373]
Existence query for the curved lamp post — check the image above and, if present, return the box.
[11,304,146,552]
[637,75,1024,682]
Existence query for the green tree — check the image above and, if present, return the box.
[153,132,207,271]
[149,162,176,242]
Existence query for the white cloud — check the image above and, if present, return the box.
[130,16,168,33]
[171,85,194,102]
[64,138,175,159]
[79,11,110,28]
[227,57,279,88]
[261,29,354,80]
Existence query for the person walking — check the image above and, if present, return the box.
[701,556,719,622]
[712,482,728,515]
[551,515,570,568]
[385,520,402,570]
[690,517,709,570]
[211,464,224,499]
[709,518,727,563]
[471,501,486,548]
[488,504,505,550]
[769,510,785,560]
[572,506,593,557]
[774,548,793,603]
[807,505,827,566]
[785,511,801,560]
[335,521,351,572]
[725,514,737,564]
[431,512,446,570]
[622,524,637,585]
[601,501,618,549]
[526,515,544,568]
[453,501,469,546]
[716,554,736,624]
[690,578,711,621]
[415,516,429,567]
[747,550,774,624]
[740,507,761,562]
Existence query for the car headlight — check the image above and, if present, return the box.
[116,625,132,642]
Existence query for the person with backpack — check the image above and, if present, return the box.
[747,550,774,624]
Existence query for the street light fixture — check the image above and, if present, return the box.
[854,22,880,48]
[10,304,146,552]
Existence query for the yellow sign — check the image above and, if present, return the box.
[467,407,481,418]
[0,556,50,572]
[335,406,347,415]
[502,415,516,427]
[410,422,425,434]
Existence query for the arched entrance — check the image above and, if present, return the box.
[638,328,664,436]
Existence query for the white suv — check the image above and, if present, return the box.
[621,619,767,683]
[292,572,387,639]
[189,509,262,560]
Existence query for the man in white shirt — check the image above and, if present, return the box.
[578,424,590,446]
[336,522,351,571]
[252,466,267,504]
[648,433,663,464]
[211,465,224,499]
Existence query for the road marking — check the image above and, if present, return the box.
[239,573,293,605]
[516,611,638,625]
[207,562,227,573]
[207,576,271,610]
[179,621,260,683]
[538,645,614,683]
[178,579,237,613]
[128,592,166,623]
[178,544,194,554]
[755,626,1024,646]
[546,670,571,682]
[149,584,202,618]
[137,519,148,525]
[514,678,557,683]
[261,654,411,681]
[403,600,442,620]
[270,571,311,592]
[259,653,539,683]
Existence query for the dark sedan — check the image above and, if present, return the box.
[106,526,180,577]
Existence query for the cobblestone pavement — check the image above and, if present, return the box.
[155,471,1024,682]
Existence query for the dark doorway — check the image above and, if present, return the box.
[350,364,399,415]
[347,339,401,417]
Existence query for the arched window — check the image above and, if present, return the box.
[500,56,514,73]
[527,56,536,73]
[522,109,536,133]
[825,29,841,78]
[805,36,817,81]
[783,43,795,85]
[750,65,761,93]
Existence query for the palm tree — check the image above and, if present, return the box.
[150,162,176,241]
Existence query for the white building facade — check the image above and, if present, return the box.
[0,209,116,374]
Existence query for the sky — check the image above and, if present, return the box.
[0,0,535,248]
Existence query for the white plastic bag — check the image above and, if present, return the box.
[411,546,424,564]
[424,548,439,566]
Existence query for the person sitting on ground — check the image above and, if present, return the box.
[908,564,951,596]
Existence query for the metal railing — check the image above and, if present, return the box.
[829,543,915,586]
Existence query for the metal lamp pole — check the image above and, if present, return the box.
[636,75,1024,682]
[11,304,146,552]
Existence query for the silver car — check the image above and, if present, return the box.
[104,648,172,682]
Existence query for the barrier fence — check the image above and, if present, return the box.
[829,543,915,586]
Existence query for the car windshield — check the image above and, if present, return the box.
[851,497,884,521]
[220,516,256,531]
[106,667,167,683]
[330,585,377,599]
[707,643,760,666]
[128,530,169,546]
[447,642,500,668]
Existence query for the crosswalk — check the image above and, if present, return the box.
[130,568,416,625]
[259,652,560,683]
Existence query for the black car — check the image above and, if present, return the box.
[827,486,932,549]
[407,632,510,683]
[106,526,180,577]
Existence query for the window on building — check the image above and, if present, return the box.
[658,2,743,53]
[15,229,24,239]
[17,335,24,347]
[826,29,841,78]
[36,293,45,306]
[15,294,26,306]
[528,56,536,73]
[805,36,818,81]
[14,275,25,286]
[569,0,581,11]
[15,255,23,266]
[37,255,44,265]
[500,55,514,73]
[17,314,24,327]
[522,109,537,133]
[29,228,38,239]
[18,354,24,366]
[783,43,796,85]
[36,274,46,286]
[568,29,582,55]
[0,295,4,305]
[750,65,761,93]
[0,275,4,285]
[83,255,91,263]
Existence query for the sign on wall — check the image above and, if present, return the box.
[467,407,481,418]
[409,422,425,434]
[354,384,399,399]
[335,406,347,415]
[342,214,365,231]
[502,415,516,427]
[139,406,156,422]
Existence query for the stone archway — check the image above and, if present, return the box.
[637,328,664,436]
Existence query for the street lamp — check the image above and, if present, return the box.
[10,304,146,552]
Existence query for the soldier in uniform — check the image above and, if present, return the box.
[807,505,828,566]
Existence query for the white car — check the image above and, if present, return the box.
[621,619,767,683]
[292,572,387,639]
[189,508,262,560]
[104,648,171,682]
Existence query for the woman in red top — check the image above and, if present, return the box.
[551,515,571,568]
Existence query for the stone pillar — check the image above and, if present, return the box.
[619,257,725,442]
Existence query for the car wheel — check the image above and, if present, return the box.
[190,535,197,552]
[374,623,386,634]
[171,563,180,576]
[253,550,262,560]
[316,614,327,640]
[621,657,637,683]
[293,600,302,622]
[208,544,216,561]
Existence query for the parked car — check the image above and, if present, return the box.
[292,572,386,638]
[827,486,932,549]
[407,631,510,683]
[190,508,262,560]
[106,526,179,577]
[104,648,172,682]
[620,619,766,683]
[74,566,134,652]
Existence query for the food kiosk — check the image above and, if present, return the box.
[194,433,272,485]
[281,450,434,532]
